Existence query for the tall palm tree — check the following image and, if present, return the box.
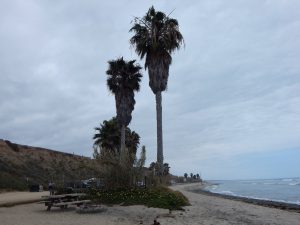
[106,58,142,157]
[130,6,184,173]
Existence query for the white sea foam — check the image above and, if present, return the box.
[205,178,300,205]
[211,191,300,205]
[289,182,300,186]
[263,182,274,185]
[282,178,293,182]
[219,190,235,196]
[210,185,218,190]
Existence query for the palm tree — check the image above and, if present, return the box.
[93,118,120,155]
[125,130,141,161]
[130,6,184,173]
[93,117,140,162]
[105,57,142,158]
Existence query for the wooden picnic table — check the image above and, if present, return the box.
[39,193,90,211]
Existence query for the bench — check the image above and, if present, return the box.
[45,200,91,210]
[54,200,91,207]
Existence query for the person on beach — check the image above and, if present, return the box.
[48,182,54,195]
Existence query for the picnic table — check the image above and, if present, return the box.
[39,193,91,211]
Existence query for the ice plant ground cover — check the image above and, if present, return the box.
[87,186,189,210]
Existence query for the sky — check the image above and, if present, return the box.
[0,0,300,180]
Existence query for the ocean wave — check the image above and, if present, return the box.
[289,182,300,186]
[219,190,235,196]
[206,178,300,206]
[205,184,218,191]
[239,196,300,205]
[281,178,293,182]
[210,185,218,190]
[210,190,300,205]
[210,189,237,196]
[263,182,275,185]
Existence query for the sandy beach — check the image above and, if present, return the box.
[1,183,300,225]
[0,191,49,207]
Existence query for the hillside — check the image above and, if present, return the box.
[0,139,99,190]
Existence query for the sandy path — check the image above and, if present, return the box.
[0,184,300,225]
[0,191,49,206]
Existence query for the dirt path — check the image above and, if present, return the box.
[0,191,49,207]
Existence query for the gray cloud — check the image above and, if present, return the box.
[1,0,299,179]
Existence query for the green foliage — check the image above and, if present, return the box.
[93,117,140,161]
[130,6,184,93]
[106,58,142,95]
[0,172,27,191]
[93,118,120,154]
[88,186,189,210]
[130,6,184,62]
[106,57,142,130]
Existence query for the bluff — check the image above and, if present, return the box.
[0,139,99,190]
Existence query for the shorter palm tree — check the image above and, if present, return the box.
[93,118,120,155]
[93,117,140,164]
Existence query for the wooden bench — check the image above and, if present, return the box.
[54,200,91,207]
[45,200,91,211]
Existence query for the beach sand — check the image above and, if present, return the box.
[1,183,300,225]
[0,191,49,207]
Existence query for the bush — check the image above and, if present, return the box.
[88,186,189,210]
[0,172,27,191]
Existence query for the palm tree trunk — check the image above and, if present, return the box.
[120,124,126,160]
[156,91,164,174]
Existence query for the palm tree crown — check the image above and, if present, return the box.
[130,6,184,93]
[106,57,142,127]
[93,118,119,153]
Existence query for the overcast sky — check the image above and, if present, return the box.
[1,0,300,180]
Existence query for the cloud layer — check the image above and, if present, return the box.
[1,0,299,179]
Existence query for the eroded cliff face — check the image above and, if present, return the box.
[0,139,99,190]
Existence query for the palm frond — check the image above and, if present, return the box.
[106,57,142,126]
[129,6,184,93]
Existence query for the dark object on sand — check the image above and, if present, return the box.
[153,220,160,225]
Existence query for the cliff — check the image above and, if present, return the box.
[0,139,99,190]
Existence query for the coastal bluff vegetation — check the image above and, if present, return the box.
[0,139,98,191]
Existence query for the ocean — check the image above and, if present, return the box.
[205,177,300,205]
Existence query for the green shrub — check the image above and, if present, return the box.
[88,186,189,210]
[0,172,27,191]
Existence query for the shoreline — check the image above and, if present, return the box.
[183,182,300,213]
